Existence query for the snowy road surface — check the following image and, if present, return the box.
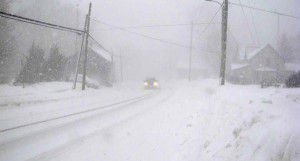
[0,80,300,161]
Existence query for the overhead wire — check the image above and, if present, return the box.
[237,0,256,45]
[88,34,118,57]
[91,18,223,54]
[0,15,82,35]
[229,2,300,20]
[0,11,84,34]
[246,0,260,44]
[90,22,221,31]
[91,19,191,48]
[196,3,223,39]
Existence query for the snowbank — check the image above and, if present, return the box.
[0,80,299,161]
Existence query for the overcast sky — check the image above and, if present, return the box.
[12,0,300,81]
[70,0,300,45]
[67,0,300,80]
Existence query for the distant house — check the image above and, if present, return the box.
[228,44,295,84]
[64,45,113,86]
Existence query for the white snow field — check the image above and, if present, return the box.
[0,80,299,161]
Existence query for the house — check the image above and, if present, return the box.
[229,44,288,84]
[64,45,113,86]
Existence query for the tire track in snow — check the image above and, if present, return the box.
[0,92,156,133]
[0,89,168,161]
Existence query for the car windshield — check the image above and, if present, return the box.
[145,78,157,82]
[1,1,300,161]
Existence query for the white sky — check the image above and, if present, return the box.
[70,0,300,80]
[12,0,300,81]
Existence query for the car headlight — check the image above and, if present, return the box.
[153,82,158,86]
[144,82,148,86]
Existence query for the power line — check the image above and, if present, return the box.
[90,21,220,31]
[0,11,84,34]
[92,19,191,48]
[88,34,117,57]
[91,19,223,54]
[196,4,223,39]
[229,2,300,20]
[237,0,255,44]
[246,0,260,45]
[0,15,82,35]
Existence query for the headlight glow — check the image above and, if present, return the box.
[153,82,158,86]
[144,82,148,86]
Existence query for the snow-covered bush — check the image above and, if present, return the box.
[285,72,300,87]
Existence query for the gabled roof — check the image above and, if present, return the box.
[239,44,282,61]
[89,46,112,62]
[238,45,260,60]
[231,63,249,70]
[245,45,267,60]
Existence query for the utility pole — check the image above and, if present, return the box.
[220,0,228,85]
[188,22,193,82]
[277,13,280,47]
[73,15,88,89]
[75,4,79,54]
[82,3,92,90]
[120,49,124,83]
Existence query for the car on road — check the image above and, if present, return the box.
[144,78,159,89]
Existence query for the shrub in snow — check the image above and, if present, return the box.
[285,72,300,88]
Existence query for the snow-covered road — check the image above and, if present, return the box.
[0,80,299,161]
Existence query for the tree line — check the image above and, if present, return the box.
[0,0,81,84]
[15,42,67,84]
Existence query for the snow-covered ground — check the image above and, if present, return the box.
[0,80,299,161]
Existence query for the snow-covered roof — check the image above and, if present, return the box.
[245,45,267,60]
[231,63,249,70]
[256,66,277,72]
[239,45,272,60]
[89,46,112,62]
[285,63,300,72]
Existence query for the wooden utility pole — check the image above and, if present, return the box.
[75,4,79,54]
[220,0,228,85]
[73,16,88,89]
[188,22,193,82]
[277,13,280,47]
[82,3,92,90]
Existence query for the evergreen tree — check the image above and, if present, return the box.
[43,44,66,81]
[16,42,45,84]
